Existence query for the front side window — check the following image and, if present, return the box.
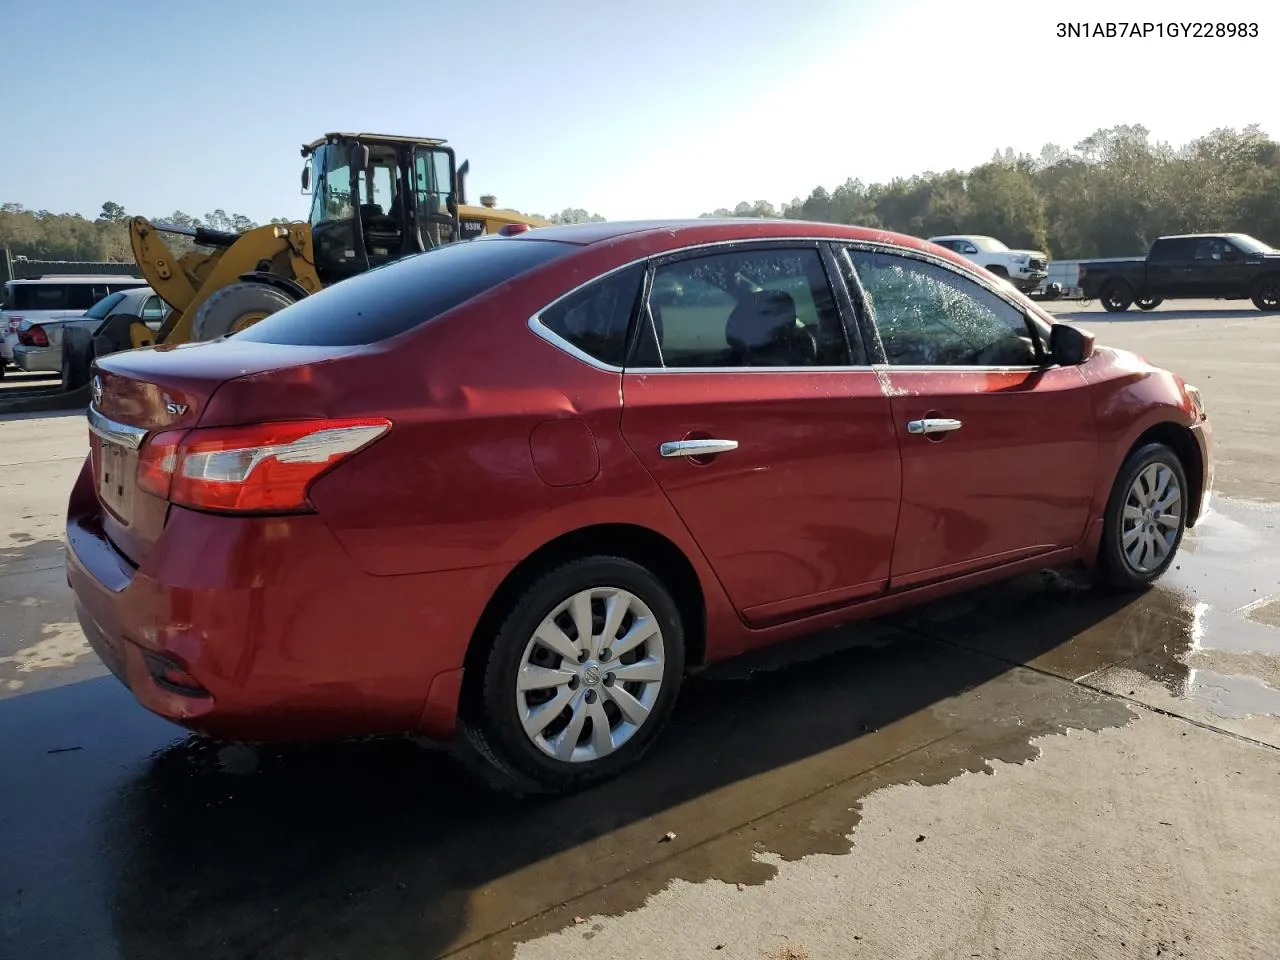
[308,143,354,225]
[845,248,1038,367]
[1194,237,1240,262]
[643,246,853,368]
[141,296,166,320]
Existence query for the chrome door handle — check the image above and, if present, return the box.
[907,418,963,435]
[659,439,739,458]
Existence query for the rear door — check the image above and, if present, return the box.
[1147,238,1195,297]
[838,244,1097,589]
[619,242,901,627]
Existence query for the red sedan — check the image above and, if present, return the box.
[66,219,1213,793]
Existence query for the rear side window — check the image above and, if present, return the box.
[234,238,577,346]
[10,285,69,310]
[538,265,643,367]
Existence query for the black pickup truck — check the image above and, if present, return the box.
[1078,233,1280,312]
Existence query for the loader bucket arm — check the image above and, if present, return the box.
[128,217,322,346]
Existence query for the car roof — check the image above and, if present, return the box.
[506,217,947,256]
[5,275,146,284]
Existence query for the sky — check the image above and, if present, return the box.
[2,0,1277,226]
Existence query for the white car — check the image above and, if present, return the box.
[10,286,168,377]
[1,275,148,378]
[927,235,1048,293]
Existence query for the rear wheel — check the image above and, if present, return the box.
[1101,282,1134,313]
[1096,442,1189,591]
[458,556,686,795]
[1251,277,1280,312]
[190,281,297,341]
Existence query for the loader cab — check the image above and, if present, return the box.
[301,134,461,284]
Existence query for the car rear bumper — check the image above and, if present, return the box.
[14,344,59,373]
[64,457,509,743]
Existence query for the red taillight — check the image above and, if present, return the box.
[499,223,530,236]
[137,430,186,499]
[139,418,391,514]
[18,324,48,347]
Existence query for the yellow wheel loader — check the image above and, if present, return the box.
[69,133,548,385]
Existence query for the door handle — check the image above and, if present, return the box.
[660,439,739,458]
[906,418,963,435]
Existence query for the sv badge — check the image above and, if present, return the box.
[164,396,189,416]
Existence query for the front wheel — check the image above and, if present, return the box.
[1096,442,1189,591]
[458,556,686,794]
[1251,277,1280,312]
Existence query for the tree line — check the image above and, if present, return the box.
[701,124,1280,259]
[0,201,293,264]
[8,124,1274,265]
[0,198,605,266]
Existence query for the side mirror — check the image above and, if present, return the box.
[446,194,458,215]
[1049,322,1095,366]
[350,143,370,171]
[300,163,311,193]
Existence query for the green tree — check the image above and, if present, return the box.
[704,122,1280,259]
[98,201,128,223]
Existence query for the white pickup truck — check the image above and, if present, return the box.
[927,235,1049,293]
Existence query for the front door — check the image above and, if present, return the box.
[619,243,901,627]
[839,246,1098,588]
[1193,236,1251,297]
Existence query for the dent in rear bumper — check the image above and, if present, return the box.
[65,502,506,742]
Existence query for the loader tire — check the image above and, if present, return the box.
[191,282,297,342]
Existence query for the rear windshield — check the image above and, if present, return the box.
[84,292,128,319]
[233,238,578,347]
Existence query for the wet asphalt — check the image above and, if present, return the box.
[3,303,1280,959]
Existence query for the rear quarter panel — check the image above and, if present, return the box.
[297,241,742,635]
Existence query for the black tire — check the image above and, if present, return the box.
[60,327,93,391]
[457,555,686,795]
[1136,297,1163,311]
[1101,282,1134,313]
[1250,276,1280,312]
[1096,442,1189,591]
[191,281,297,341]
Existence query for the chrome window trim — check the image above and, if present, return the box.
[525,233,1056,375]
[87,404,146,450]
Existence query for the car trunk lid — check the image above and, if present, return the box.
[89,340,359,565]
